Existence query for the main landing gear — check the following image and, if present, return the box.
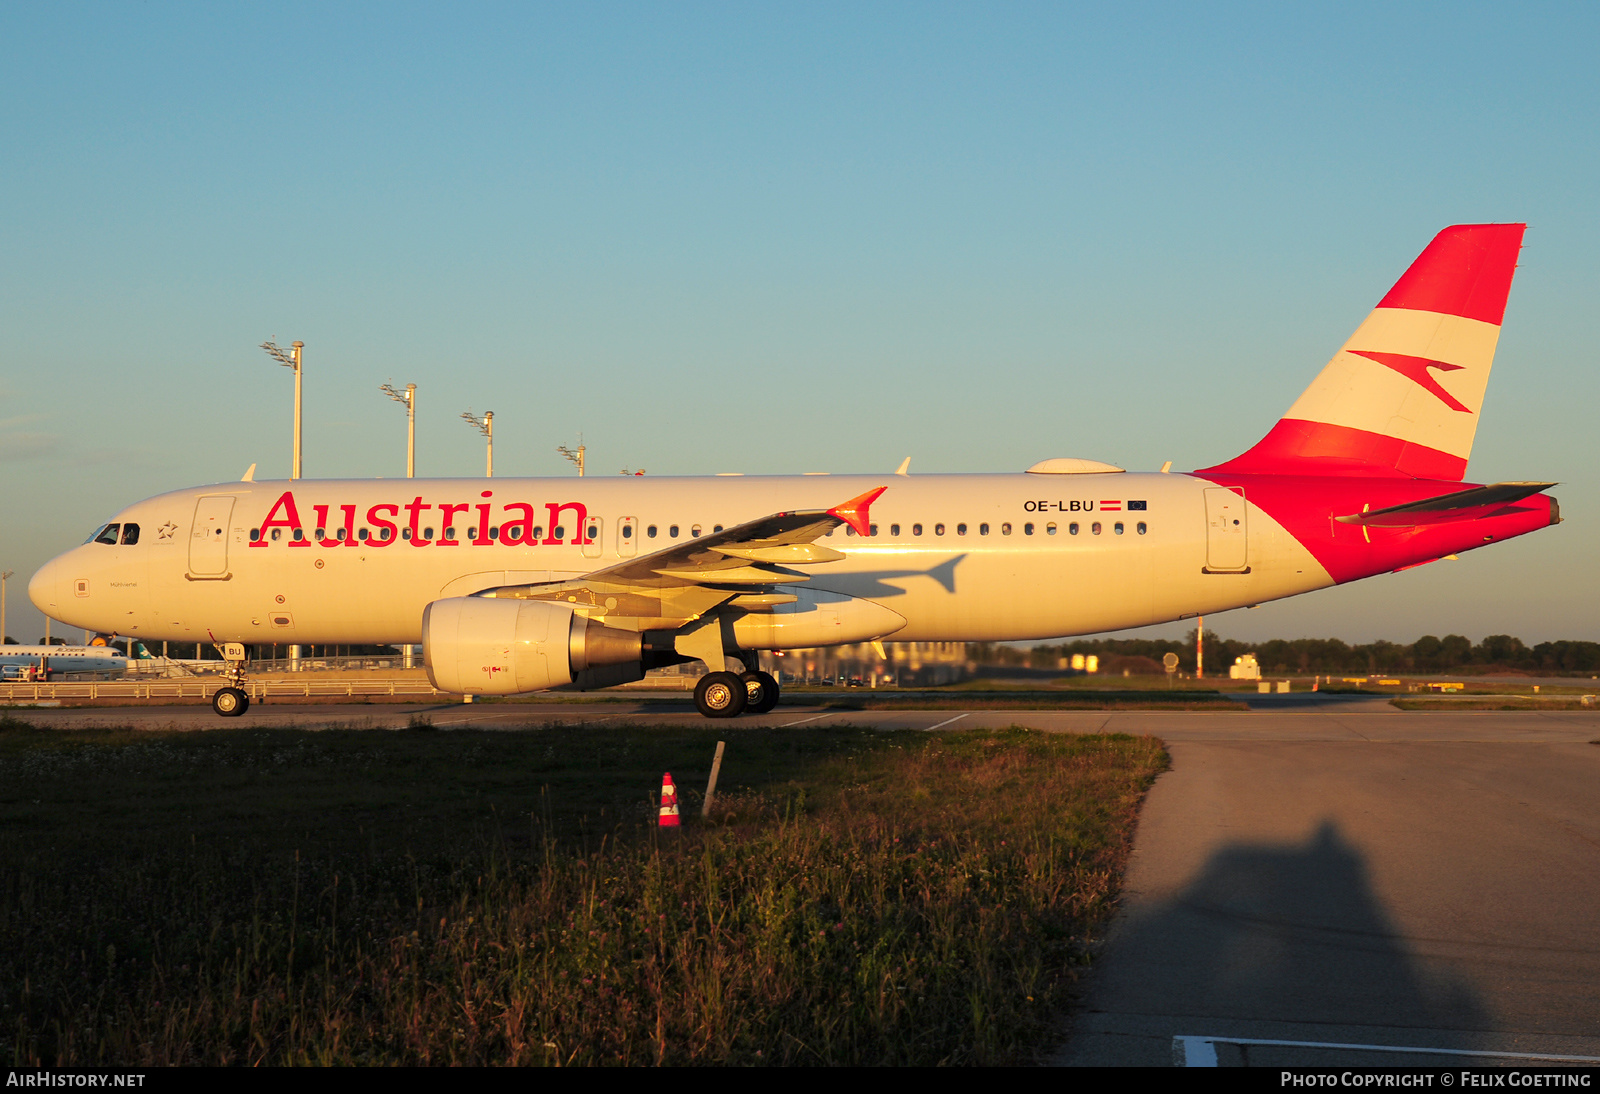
[742,670,780,714]
[692,667,782,718]
[210,641,251,718]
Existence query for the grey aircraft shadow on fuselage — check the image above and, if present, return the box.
[810,554,966,599]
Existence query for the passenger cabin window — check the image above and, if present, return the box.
[1001,522,1012,535]
[1024,523,1034,535]
[270,528,282,541]
[94,524,120,545]
[647,525,658,538]
[1046,522,1057,535]
[934,523,945,536]
[1091,522,1102,535]
[912,523,922,536]
[669,525,679,538]
[713,525,723,534]
[1137,522,1148,535]
[1069,522,1079,535]
[890,523,900,536]
[622,525,633,540]
[1114,522,1124,535]
[956,523,967,535]
[359,528,370,541]
[293,529,304,542]
[691,525,702,538]
[314,528,327,541]
[250,529,260,542]
[870,524,879,536]
[979,523,989,535]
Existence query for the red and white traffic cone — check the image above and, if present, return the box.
[658,772,681,828]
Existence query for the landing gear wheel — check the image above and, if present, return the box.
[695,671,747,719]
[212,687,248,717]
[742,671,780,714]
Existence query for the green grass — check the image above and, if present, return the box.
[0,717,1165,1065]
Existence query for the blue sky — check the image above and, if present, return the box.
[3,3,1597,646]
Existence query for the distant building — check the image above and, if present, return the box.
[1229,653,1261,680]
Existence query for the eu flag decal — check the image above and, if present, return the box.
[1128,500,1148,511]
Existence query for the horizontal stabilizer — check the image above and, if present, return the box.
[1335,482,1554,527]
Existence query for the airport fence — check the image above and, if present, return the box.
[0,677,449,704]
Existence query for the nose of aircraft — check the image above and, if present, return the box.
[28,554,66,618]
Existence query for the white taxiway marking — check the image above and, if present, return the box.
[1173,1035,1600,1067]
[780,713,836,727]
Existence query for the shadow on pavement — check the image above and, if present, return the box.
[1065,820,1486,1065]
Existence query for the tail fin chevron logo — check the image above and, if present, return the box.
[1347,350,1471,413]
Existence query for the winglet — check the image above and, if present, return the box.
[828,487,887,536]
[241,463,257,482]
[895,457,911,476]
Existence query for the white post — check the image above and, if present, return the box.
[702,740,726,818]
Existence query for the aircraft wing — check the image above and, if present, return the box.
[477,487,887,627]
[581,486,885,589]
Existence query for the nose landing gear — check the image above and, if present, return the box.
[209,641,252,717]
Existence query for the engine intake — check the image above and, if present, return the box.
[422,597,642,695]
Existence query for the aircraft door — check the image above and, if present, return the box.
[582,516,604,560]
[1203,488,1249,572]
[617,516,638,557]
[189,495,235,577]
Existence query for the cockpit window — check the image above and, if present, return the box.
[120,524,140,545]
[93,524,121,545]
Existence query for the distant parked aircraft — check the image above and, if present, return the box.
[0,644,128,679]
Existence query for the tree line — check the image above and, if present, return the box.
[971,633,1600,677]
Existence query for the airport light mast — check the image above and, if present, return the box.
[380,382,418,478]
[461,410,494,477]
[557,437,585,477]
[1,570,12,646]
[259,340,304,479]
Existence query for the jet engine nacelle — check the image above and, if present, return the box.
[422,597,643,695]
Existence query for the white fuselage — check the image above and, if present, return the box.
[28,472,1330,646]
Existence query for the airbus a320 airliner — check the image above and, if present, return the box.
[30,224,1559,717]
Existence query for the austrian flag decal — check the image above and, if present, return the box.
[1100,500,1123,511]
